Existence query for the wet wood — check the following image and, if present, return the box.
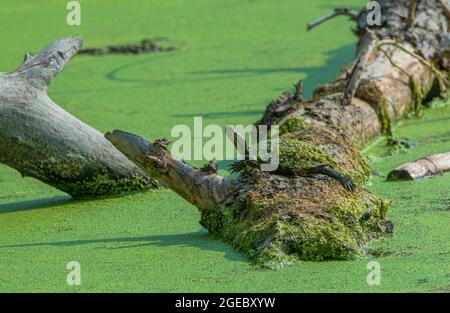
[0,37,157,197]
[388,152,450,180]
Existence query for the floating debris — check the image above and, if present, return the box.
[79,38,175,56]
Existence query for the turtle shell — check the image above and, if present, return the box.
[278,138,337,175]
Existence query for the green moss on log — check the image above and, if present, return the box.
[58,174,159,198]
[278,138,337,173]
[201,173,391,269]
[37,152,160,197]
[279,117,310,135]
[199,123,390,269]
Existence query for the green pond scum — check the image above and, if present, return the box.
[0,0,448,292]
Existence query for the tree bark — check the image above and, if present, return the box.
[107,0,449,268]
[105,131,233,211]
[388,152,450,180]
[0,37,158,197]
[1,1,447,268]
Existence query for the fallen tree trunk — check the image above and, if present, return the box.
[0,37,158,197]
[1,1,447,268]
[107,0,449,268]
[388,152,450,180]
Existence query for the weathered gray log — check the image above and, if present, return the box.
[106,0,448,268]
[0,37,158,197]
[388,152,450,180]
[105,131,232,211]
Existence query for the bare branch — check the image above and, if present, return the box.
[407,0,419,28]
[377,40,449,94]
[307,8,359,31]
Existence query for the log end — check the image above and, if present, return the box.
[387,169,415,181]
[105,130,152,166]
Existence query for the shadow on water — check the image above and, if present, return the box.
[0,193,246,263]
[1,46,356,213]
[52,43,356,101]
[0,231,247,263]
[168,44,356,120]
[0,44,357,264]
[317,3,362,11]
[0,195,71,214]
[189,43,356,98]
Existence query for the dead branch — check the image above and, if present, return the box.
[105,130,233,211]
[377,40,449,88]
[1,1,447,268]
[307,8,359,31]
[407,0,419,28]
[0,37,158,197]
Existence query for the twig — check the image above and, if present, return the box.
[293,80,304,102]
[379,47,423,116]
[307,8,359,31]
[378,48,411,79]
[342,32,378,105]
[437,0,450,20]
[377,40,449,89]
[363,27,449,92]
[407,0,419,29]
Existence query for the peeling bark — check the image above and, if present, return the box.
[388,152,450,180]
[0,37,158,197]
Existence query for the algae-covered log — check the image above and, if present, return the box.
[0,37,158,197]
[107,0,449,268]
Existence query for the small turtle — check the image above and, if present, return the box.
[230,138,355,192]
[276,139,355,191]
[200,159,218,174]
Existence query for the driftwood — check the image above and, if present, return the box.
[106,1,449,268]
[0,37,158,197]
[388,152,450,180]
